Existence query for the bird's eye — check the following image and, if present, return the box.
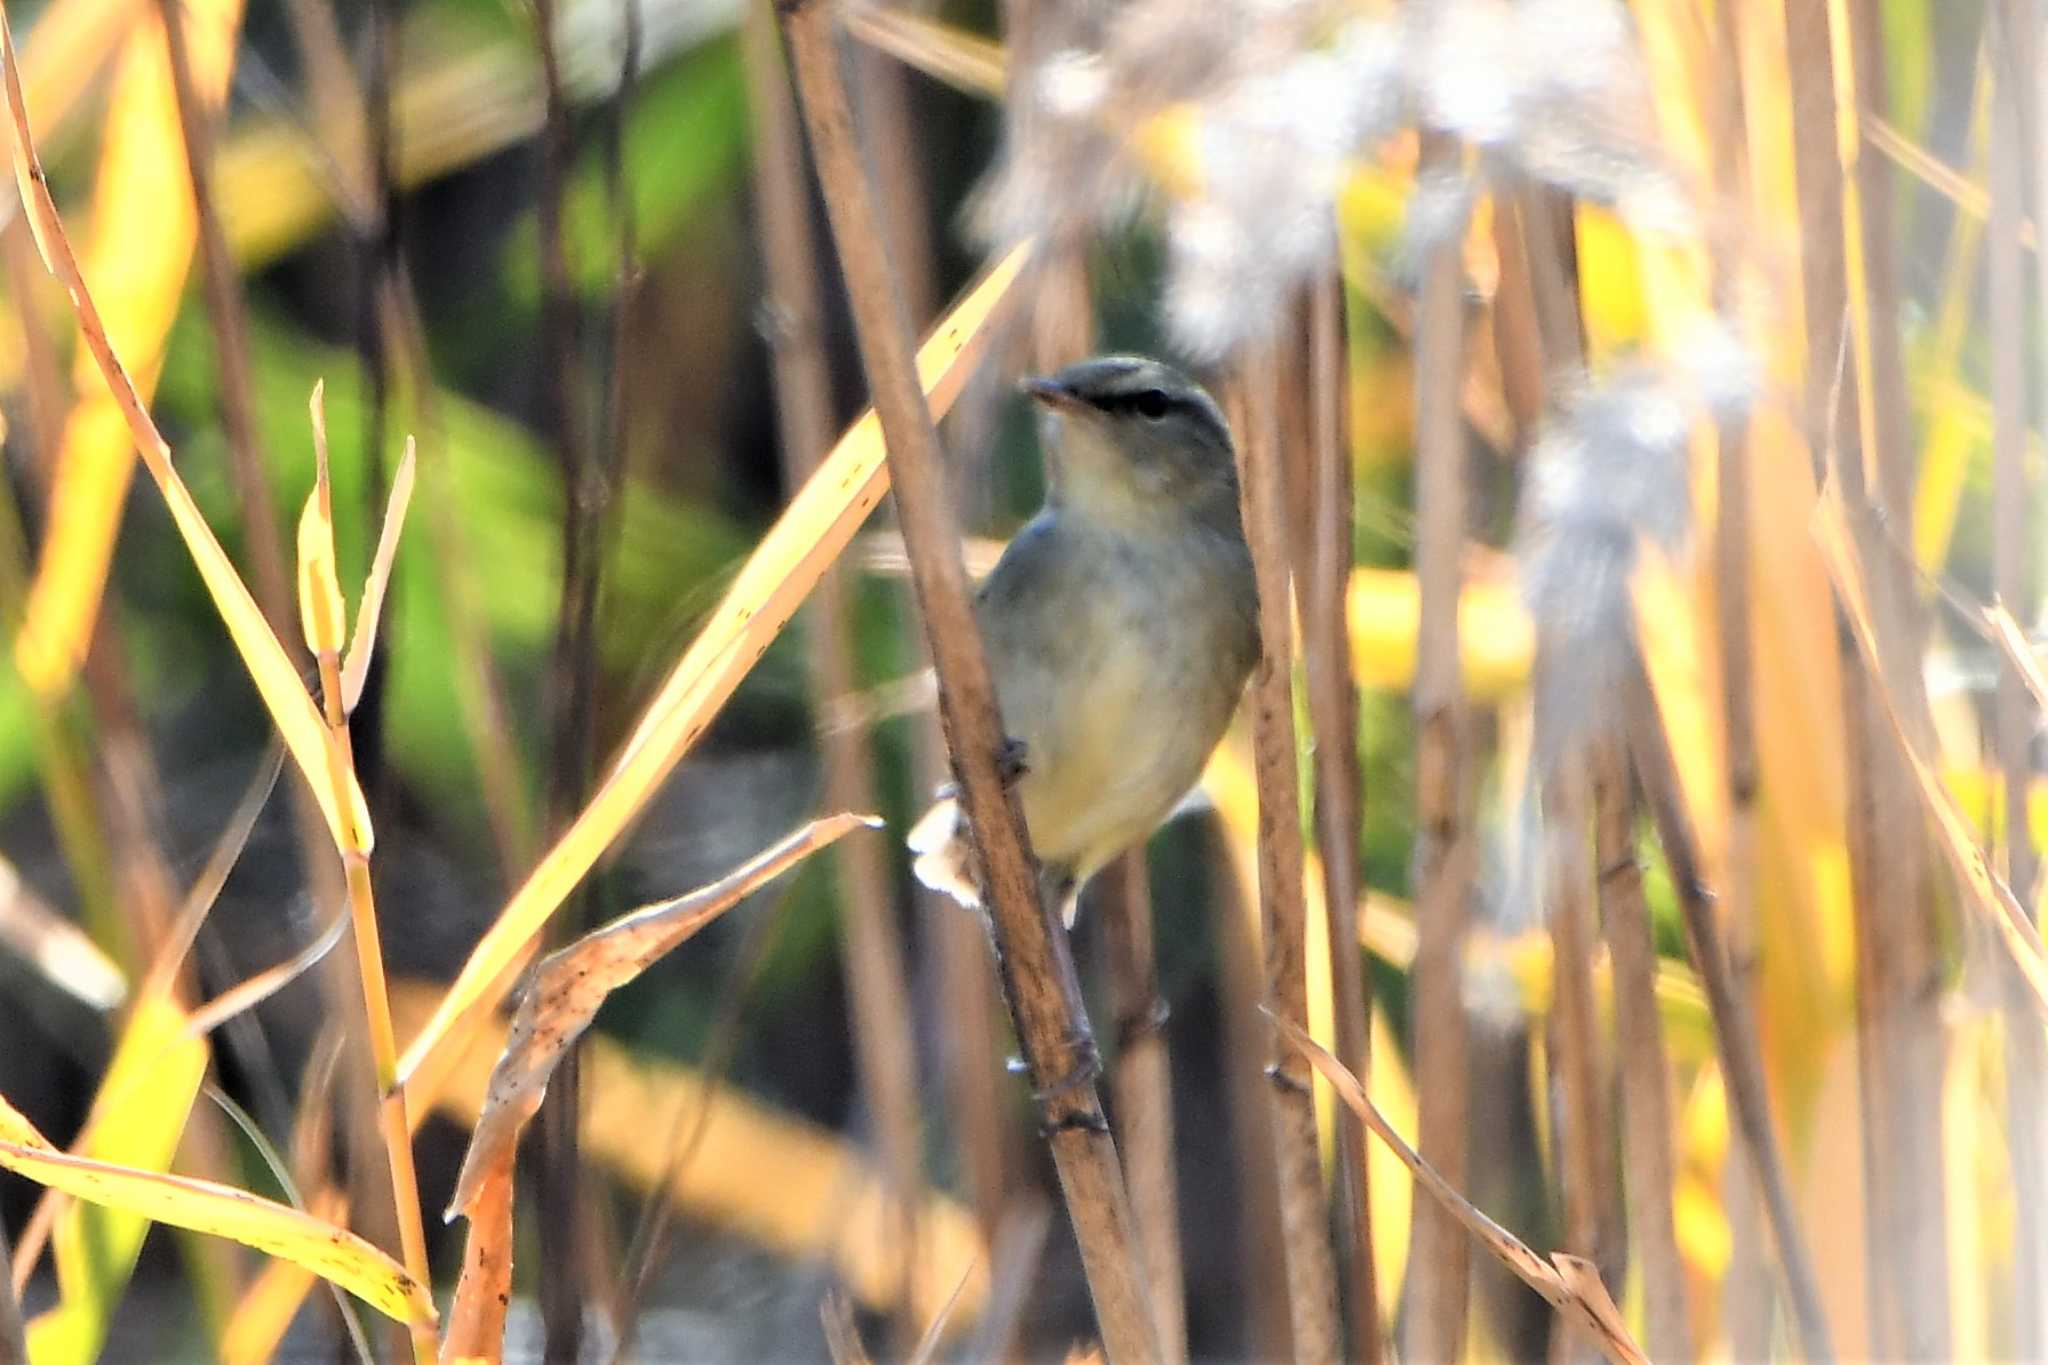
[1132,389,1171,420]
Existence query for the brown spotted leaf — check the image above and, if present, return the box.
[443,812,878,1222]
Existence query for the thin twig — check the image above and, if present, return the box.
[1786,0,1947,1354]
[1301,270,1381,1363]
[1541,759,1614,1365]
[529,0,606,1349]
[1404,132,1474,1365]
[1592,743,1689,1362]
[1705,3,1774,1352]
[1100,853,1186,1364]
[1233,337,1344,1365]
[1991,4,2048,1353]
[157,0,291,637]
[776,5,1160,1357]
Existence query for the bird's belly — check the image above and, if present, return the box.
[1015,621,1236,875]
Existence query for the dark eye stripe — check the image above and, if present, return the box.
[1093,389,1174,418]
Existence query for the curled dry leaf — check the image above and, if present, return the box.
[1268,1010,1650,1365]
[439,1165,514,1365]
[1812,479,2048,1020]
[0,1092,432,1326]
[445,812,879,1222]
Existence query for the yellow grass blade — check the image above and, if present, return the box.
[13,0,243,698]
[15,0,144,141]
[0,4,371,858]
[395,239,1034,1088]
[217,1189,350,1365]
[0,1090,432,1327]
[21,993,206,1365]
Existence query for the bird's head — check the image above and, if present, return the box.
[1022,354,1240,532]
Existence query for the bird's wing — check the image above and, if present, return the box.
[972,516,1076,751]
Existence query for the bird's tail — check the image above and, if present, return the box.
[908,794,982,911]
[907,795,1084,928]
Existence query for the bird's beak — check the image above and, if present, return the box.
[1021,376,1086,413]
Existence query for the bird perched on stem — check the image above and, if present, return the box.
[910,354,1259,926]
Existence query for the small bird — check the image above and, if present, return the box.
[909,354,1260,926]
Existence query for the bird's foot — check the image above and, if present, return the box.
[996,737,1029,785]
[1028,1033,1102,1105]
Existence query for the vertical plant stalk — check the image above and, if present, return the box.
[1302,270,1382,1362]
[1233,339,1344,1365]
[1700,5,1774,1352]
[304,459,435,1365]
[531,0,604,1351]
[1405,141,1473,1365]
[1209,836,1298,1361]
[270,2,451,1295]
[1592,743,1690,1362]
[0,1200,23,1365]
[1508,180,1623,1359]
[742,0,928,1338]
[1990,5,2047,1354]
[1100,853,1187,1365]
[361,0,398,499]
[1623,661,1834,1362]
[1542,758,1615,1362]
[1850,8,1952,1357]
[1788,1,1950,1353]
[776,7,1161,1360]
[156,0,289,633]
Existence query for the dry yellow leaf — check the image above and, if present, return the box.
[0,3,371,860]
[296,383,348,658]
[22,993,206,1365]
[13,0,243,696]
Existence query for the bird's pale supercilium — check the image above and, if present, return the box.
[908,354,1260,926]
